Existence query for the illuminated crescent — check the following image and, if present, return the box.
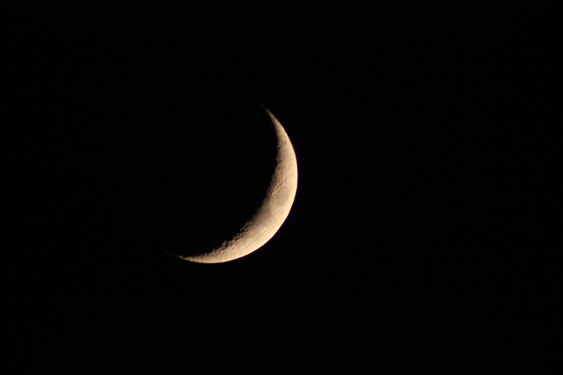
[175,108,298,264]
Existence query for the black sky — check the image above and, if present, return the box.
[13,2,560,374]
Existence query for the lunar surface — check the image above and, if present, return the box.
[175,108,298,264]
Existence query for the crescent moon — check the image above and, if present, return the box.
[175,108,298,264]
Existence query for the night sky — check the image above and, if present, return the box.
[14,3,560,374]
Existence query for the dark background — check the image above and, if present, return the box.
[12,2,560,374]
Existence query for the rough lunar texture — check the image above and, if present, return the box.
[177,109,298,264]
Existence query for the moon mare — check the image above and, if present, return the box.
[175,109,298,264]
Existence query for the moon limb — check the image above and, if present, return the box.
[176,108,298,264]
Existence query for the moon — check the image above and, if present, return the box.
[175,108,298,264]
